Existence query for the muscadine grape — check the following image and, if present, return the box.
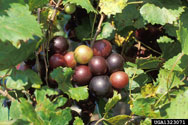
[74,45,93,64]
[110,71,129,89]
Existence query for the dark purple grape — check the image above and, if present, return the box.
[106,53,124,74]
[88,56,107,75]
[89,76,112,97]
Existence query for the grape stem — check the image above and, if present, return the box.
[95,118,105,125]
[90,13,105,47]
[51,0,62,21]
[0,89,15,101]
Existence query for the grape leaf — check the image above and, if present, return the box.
[166,89,188,118]
[163,53,188,75]
[140,118,152,125]
[75,17,92,41]
[99,0,128,16]
[63,0,96,13]
[6,69,42,90]
[164,24,178,37]
[156,69,185,94]
[181,9,188,30]
[0,3,42,47]
[28,0,48,11]
[105,115,130,125]
[25,69,42,88]
[53,96,68,109]
[136,56,162,70]
[141,83,157,98]
[50,108,72,125]
[73,117,84,125]
[0,102,9,121]
[114,4,144,31]
[0,119,30,125]
[50,67,89,101]
[131,98,158,117]
[104,91,121,117]
[158,41,181,60]
[140,3,184,25]
[157,36,174,43]
[19,98,43,124]
[97,22,115,40]
[68,86,89,101]
[6,70,29,90]
[10,100,22,119]
[176,24,188,54]
[124,62,151,90]
[0,37,41,71]
[0,0,25,15]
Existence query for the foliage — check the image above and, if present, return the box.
[0,0,188,124]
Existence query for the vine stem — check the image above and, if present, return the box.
[133,37,161,55]
[95,118,105,125]
[0,89,15,101]
[127,1,143,5]
[51,0,62,21]
[90,13,105,47]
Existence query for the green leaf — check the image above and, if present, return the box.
[0,0,25,15]
[176,24,188,54]
[99,0,128,16]
[68,86,89,101]
[97,22,115,40]
[157,36,174,43]
[0,38,41,71]
[104,91,121,117]
[28,0,48,11]
[6,70,29,90]
[126,72,151,91]
[35,89,57,118]
[63,0,96,13]
[0,119,30,125]
[156,69,185,94]
[124,62,144,77]
[114,4,144,31]
[140,3,184,25]
[50,67,89,101]
[0,3,42,47]
[141,83,157,98]
[0,69,12,77]
[75,17,91,41]
[19,98,43,124]
[158,41,181,60]
[73,117,84,125]
[164,24,178,37]
[136,56,162,70]
[131,98,158,117]
[105,115,130,125]
[124,62,151,90]
[163,53,188,75]
[166,89,188,118]
[10,100,22,119]
[53,96,68,108]
[140,118,152,125]
[0,104,9,122]
[50,108,72,125]
[181,9,188,30]
[6,69,43,90]
[25,69,42,88]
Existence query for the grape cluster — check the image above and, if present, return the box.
[48,37,129,98]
